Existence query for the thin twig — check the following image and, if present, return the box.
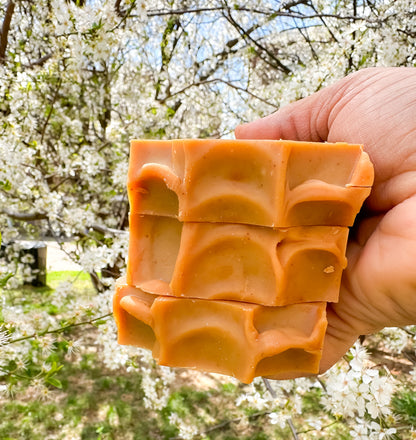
[165,77,278,108]
[287,417,300,440]
[169,411,271,440]
[263,377,300,440]
[316,376,327,392]
[146,6,367,22]
[22,53,53,68]
[6,313,113,345]
[262,377,277,398]
[1,209,48,221]
[109,0,138,32]
[298,420,339,434]
[400,326,416,337]
[1,210,126,236]
[222,2,291,75]
[310,2,339,43]
[40,78,62,144]
[114,0,122,17]
[88,224,128,236]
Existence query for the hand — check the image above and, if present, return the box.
[235,67,416,372]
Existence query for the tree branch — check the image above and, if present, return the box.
[222,2,291,75]
[110,0,138,31]
[146,3,312,19]
[22,53,53,68]
[6,313,113,345]
[88,224,128,236]
[169,410,272,440]
[1,209,48,221]
[147,6,238,17]
[165,77,278,109]
[1,210,126,236]
[287,417,300,440]
[146,5,368,23]
[262,377,277,398]
[40,78,62,144]
[114,0,122,17]
[262,378,299,440]
[0,0,15,64]
[400,326,416,337]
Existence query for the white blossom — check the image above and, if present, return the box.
[269,411,290,428]
[378,327,409,353]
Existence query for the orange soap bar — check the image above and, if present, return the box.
[127,214,349,306]
[128,139,374,227]
[114,278,327,384]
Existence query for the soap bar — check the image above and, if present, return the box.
[113,278,328,384]
[128,139,374,227]
[127,214,349,306]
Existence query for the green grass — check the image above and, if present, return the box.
[0,342,303,440]
[47,270,95,293]
[392,388,416,427]
[0,349,279,440]
[2,273,416,440]
[0,353,157,440]
[0,271,96,316]
[47,270,91,283]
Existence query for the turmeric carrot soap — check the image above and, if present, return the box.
[127,214,349,306]
[128,139,373,227]
[114,138,374,383]
[114,278,327,383]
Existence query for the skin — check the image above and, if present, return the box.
[235,67,416,372]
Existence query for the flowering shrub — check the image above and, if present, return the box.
[1,0,416,438]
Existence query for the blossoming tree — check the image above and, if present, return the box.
[1,0,416,438]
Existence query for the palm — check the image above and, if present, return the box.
[235,67,416,371]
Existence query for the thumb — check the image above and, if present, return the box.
[235,84,340,142]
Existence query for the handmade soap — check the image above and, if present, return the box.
[128,139,373,227]
[114,278,327,383]
[114,138,374,383]
[127,214,349,306]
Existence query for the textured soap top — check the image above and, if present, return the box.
[114,279,327,384]
[127,214,349,306]
[128,139,374,227]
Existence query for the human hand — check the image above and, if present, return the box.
[235,67,416,372]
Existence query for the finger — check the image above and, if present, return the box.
[235,86,338,142]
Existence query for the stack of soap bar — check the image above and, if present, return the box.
[114,139,374,383]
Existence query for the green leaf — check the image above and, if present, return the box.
[0,273,14,288]
[0,179,11,191]
[166,107,176,118]
[46,377,62,389]
[93,319,108,327]
[45,361,63,377]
